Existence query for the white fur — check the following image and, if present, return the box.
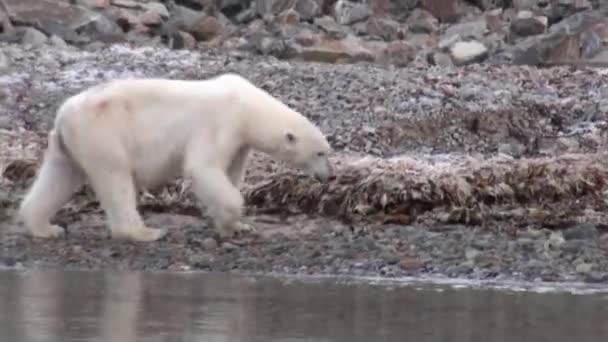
[17,73,333,242]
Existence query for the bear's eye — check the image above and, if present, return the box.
[317,152,325,157]
[286,132,296,143]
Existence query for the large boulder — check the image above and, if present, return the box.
[2,0,124,43]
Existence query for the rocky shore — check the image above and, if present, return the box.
[2,0,608,285]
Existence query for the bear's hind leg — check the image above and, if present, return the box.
[85,166,166,242]
[18,131,85,238]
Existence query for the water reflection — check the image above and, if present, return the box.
[0,270,607,342]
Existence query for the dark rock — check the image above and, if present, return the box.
[510,16,547,37]
[190,15,226,41]
[563,223,598,240]
[584,271,608,283]
[421,0,465,23]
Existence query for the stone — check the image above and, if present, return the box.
[255,0,296,17]
[139,2,170,26]
[295,35,375,63]
[563,223,598,240]
[3,0,123,43]
[485,8,504,33]
[376,40,417,66]
[333,0,370,25]
[406,8,439,34]
[512,0,536,11]
[427,51,453,66]
[163,29,197,49]
[399,258,425,271]
[49,35,69,48]
[111,0,141,9]
[513,11,608,65]
[443,19,487,42]
[295,0,321,21]
[190,15,226,41]
[21,27,48,46]
[0,50,9,73]
[366,17,405,41]
[314,15,349,39]
[421,0,464,23]
[468,0,509,10]
[510,17,547,37]
[139,11,163,27]
[276,9,301,25]
[450,40,488,65]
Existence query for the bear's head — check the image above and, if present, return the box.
[278,124,333,183]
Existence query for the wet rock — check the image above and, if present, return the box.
[399,258,425,271]
[333,0,370,25]
[295,0,321,21]
[406,8,439,34]
[450,40,488,65]
[21,27,47,46]
[563,223,598,240]
[584,271,608,283]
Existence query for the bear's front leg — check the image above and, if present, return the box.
[185,162,256,239]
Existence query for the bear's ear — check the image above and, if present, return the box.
[285,132,296,144]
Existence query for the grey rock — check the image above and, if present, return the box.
[21,27,47,46]
[255,0,296,17]
[295,0,321,21]
[563,223,598,240]
[406,8,439,34]
[450,40,489,65]
[314,16,349,39]
[333,0,370,25]
[366,17,405,41]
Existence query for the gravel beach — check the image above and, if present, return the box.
[2,42,608,285]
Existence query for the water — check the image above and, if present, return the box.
[1,270,607,342]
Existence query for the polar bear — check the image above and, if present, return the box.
[17,73,333,242]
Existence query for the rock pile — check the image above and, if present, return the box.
[2,0,608,67]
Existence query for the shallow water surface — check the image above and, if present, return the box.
[0,270,607,342]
